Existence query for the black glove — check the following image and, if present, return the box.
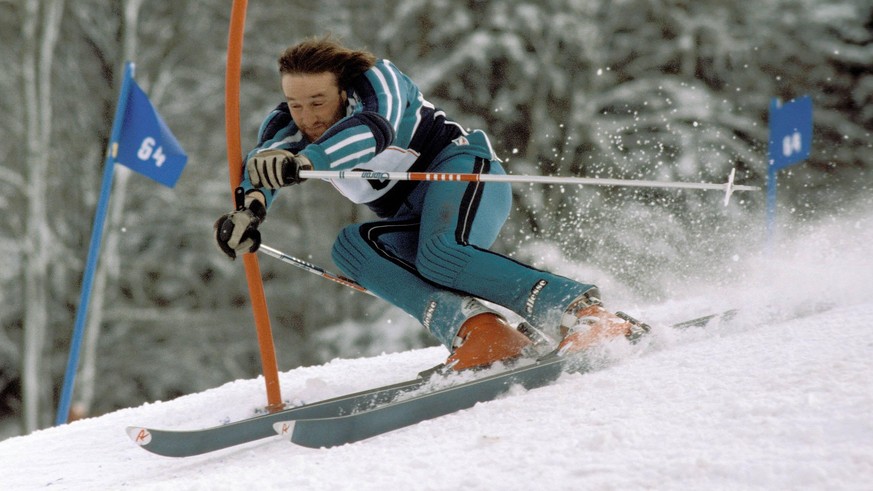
[246,149,312,189]
[214,192,267,259]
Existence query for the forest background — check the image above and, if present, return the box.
[1,0,870,437]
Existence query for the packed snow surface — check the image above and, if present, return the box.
[2,304,871,489]
[2,213,872,490]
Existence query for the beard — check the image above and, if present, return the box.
[303,102,347,142]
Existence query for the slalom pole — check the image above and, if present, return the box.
[299,168,760,206]
[258,245,376,297]
[55,63,136,426]
[225,0,283,411]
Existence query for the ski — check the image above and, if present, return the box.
[273,310,739,448]
[273,351,578,448]
[126,371,436,457]
[128,310,733,457]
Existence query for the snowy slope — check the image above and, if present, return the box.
[2,213,872,490]
[1,301,871,490]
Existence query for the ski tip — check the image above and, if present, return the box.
[272,421,296,440]
[126,426,153,446]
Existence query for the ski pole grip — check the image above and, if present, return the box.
[234,186,245,211]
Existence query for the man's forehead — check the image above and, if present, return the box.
[283,72,340,100]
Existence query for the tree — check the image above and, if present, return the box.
[20,0,65,433]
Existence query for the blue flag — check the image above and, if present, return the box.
[768,96,812,171]
[115,77,188,187]
[57,62,189,426]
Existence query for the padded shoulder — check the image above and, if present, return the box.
[257,102,292,144]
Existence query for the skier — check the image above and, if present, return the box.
[214,36,631,370]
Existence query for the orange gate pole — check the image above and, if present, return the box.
[225,0,283,411]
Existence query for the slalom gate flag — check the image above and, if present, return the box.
[56,62,188,426]
[768,95,812,171]
[765,94,813,240]
[114,77,188,187]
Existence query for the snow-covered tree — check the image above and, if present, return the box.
[0,0,869,437]
[19,0,66,433]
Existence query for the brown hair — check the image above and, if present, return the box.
[278,35,377,89]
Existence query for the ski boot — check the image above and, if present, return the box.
[556,290,649,355]
[446,312,534,371]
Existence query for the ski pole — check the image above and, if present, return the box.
[258,169,757,286]
[258,244,376,297]
[298,168,759,206]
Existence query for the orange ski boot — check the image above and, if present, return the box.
[556,294,635,355]
[446,312,533,371]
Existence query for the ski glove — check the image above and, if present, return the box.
[246,149,312,189]
[214,192,267,259]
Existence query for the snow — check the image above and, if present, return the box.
[2,308,872,489]
[2,214,872,490]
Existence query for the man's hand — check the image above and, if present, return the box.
[246,149,312,189]
[213,194,267,259]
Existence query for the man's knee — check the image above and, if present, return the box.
[416,233,473,287]
[332,224,366,277]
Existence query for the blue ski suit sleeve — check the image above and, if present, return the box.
[240,60,411,208]
[240,59,478,211]
[238,103,307,208]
